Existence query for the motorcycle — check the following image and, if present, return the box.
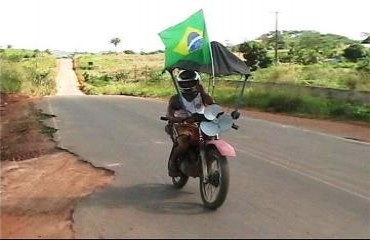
[161,104,240,209]
[160,41,251,209]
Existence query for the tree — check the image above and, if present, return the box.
[123,50,135,54]
[239,41,272,71]
[343,44,367,62]
[256,30,356,64]
[110,37,121,53]
[361,32,370,38]
[361,35,370,44]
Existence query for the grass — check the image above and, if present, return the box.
[0,49,57,96]
[73,52,370,122]
[252,63,370,91]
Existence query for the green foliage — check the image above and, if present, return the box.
[251,63,370,91]
[147,69,164,82]
[74,51,370,122]
[114,70,129,81]
[110,37,121,47]
[253,64,300,83]
[239,41,272,71]
[110,37,122,53]
[242,88,370,121]
[356,58,370,72]
[0,49,57,96]
[242,89,300,112]
[343,44,367,62]
[0,62,24,93]
[255,31,357,65]
[136,50,165,55]
[123,50,135,54]
[328,102,370,122]
[361,35,370,43]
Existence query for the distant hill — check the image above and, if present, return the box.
[231,30,358,51]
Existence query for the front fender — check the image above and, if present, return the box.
[206,139,236,157]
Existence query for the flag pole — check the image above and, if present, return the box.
[169,69,185,109]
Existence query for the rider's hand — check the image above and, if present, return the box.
[183,117,196,123]
[182,115,196,123]
[192,113,203,122]
[182,113,199,123]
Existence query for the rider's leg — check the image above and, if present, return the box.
[168,134,190,177]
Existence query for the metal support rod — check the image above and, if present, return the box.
[169,70,185,109]
[234,74,250,112]
[274,11,279,66]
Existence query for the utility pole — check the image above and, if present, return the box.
[274,11,279,66]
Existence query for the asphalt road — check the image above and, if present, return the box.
[38,94,370,239]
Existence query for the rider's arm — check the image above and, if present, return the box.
[167,95,187,123]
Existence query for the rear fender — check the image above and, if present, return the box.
[206,139,236,157]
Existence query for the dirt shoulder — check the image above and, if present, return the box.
[241,108,370,143]
[0,94,113,239]
[0,93,369,239]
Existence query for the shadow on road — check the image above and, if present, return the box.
[85,183,215,215]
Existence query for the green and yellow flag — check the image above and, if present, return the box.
[159,9,212,70]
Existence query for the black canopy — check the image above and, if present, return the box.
[167,41,250,76]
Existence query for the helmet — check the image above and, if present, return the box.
[177,70,200,94]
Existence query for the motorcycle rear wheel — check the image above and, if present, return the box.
[168,146,189,189]
[200,147,229,209]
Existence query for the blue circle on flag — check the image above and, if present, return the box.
[187,32,203,53]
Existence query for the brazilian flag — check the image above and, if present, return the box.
[159,9,212,71]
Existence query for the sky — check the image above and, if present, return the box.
[1,0,369,53]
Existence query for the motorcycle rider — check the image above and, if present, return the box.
[166,69,215,177]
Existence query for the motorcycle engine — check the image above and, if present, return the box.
[179,150,202,177]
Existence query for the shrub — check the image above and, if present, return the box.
[147,69,164,82]
[124,50,135,54]
[343,44,367,62]
[114,70,129,82]
[0,62,24,93]
[267,93,303,112]
[252,64,301,83]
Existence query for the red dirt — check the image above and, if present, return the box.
[242,108,370,143]
[0,93,113,239]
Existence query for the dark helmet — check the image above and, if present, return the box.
[177,70,200,94]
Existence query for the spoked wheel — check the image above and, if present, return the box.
[200,147,229,209]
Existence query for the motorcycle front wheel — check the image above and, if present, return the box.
[200,147,229,209]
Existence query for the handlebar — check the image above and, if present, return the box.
[162,116,239,130]
[232,123,239,130]
[160,116,169,121]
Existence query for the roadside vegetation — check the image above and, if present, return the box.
[74,31,370,122]
[1,31,368,122]
[0,48,57,96]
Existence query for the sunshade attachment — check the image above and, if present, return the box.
[167,41,250,76]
